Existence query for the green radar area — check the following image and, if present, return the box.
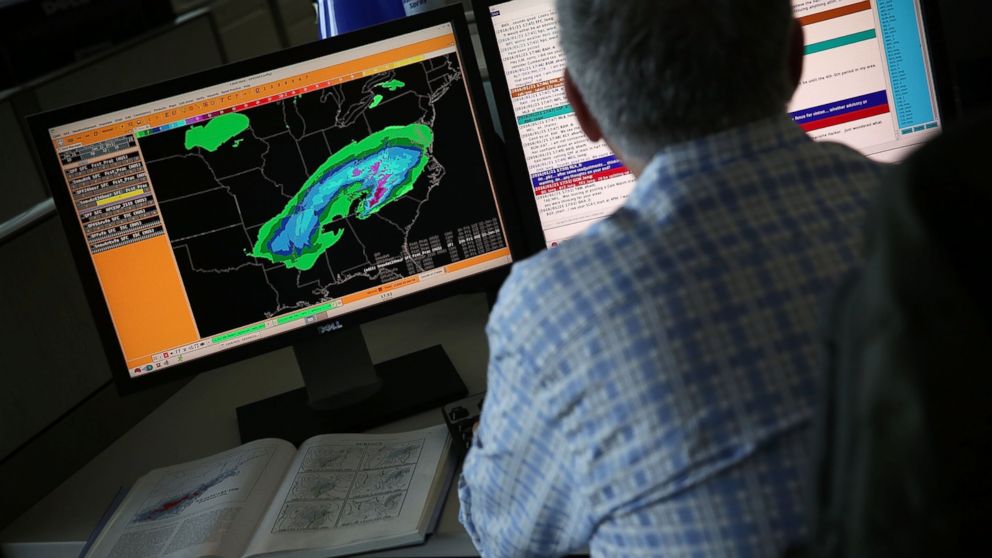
[249,123,434,272]
[377,79,406,92]
[185,113,251,152]
[369,81,404,109]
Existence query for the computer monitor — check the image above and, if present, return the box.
[474,0,955,248]
[789,0,952,161]
[29,7,520,439]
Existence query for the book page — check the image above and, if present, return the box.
[84,439,296,558]
[244,425,450,557]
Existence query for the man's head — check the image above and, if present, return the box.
[558,0,803,172]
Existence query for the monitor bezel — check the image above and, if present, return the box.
[29,5,524,394]
[917,0,958,123]
[472,0,960,251]
[472,0,550,254]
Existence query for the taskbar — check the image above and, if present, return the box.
[128,248,511,377]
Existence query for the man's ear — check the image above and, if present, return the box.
[564,70,603,143]
[788,20,805,92]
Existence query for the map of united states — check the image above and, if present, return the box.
[138,53,507,338]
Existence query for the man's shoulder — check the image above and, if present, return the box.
[794,138,888,179]
[492,214,656,339]
[496,230,609,314]
[487,223,659,395]
[489,134,885,369]
[512,226,627,283]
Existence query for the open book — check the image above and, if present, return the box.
[84,425,456,558]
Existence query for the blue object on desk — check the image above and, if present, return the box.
[317,0,446,37]
[78,486,129,558]
[317,0,407,37]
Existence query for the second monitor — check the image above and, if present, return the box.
[476,0,953,248]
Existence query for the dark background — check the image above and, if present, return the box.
[1,0,984,116]
[0,0,176,90]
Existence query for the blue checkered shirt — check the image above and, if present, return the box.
[458,116,884,557]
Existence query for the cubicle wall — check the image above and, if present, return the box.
[0,97,48,224]
[32,16,225,112]
[0,6,296,531]
[0,218,111,465]
[0,9,225,450]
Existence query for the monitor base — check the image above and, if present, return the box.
[236,345,467,445]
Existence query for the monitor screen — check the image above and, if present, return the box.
[487,0,636,247]
[789,0,944,162]
[483,0,947,246]
[37,17,513,382]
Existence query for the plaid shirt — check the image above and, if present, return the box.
[459,116,884,557]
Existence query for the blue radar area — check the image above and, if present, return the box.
[251,124,434,271]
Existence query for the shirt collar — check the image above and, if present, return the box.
[630,115,811,207]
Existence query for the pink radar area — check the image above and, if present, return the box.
[351,166,362,177]
[369,174,392,207]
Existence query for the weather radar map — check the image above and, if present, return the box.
[131,447,273,524]
[138,52,506,337]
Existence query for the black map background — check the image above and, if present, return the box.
[138,53,505,337]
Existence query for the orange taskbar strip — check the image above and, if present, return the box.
[445,247,511,274]
[341,276,422,306]
[92,235,200,370]
[798,1,872,27]
[60,34,456,147]
[510,76,565,98]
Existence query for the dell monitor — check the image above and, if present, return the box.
[475,0,954,248]
[29,7,520,442]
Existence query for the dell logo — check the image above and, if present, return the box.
[317,321,344,334]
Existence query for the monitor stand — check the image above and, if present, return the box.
[236,326,467,446]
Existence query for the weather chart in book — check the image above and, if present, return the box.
[131,447,275,526]
[46,24,511,377]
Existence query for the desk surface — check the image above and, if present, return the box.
[0,294,492,557]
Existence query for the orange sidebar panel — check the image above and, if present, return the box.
[92,236,199,367]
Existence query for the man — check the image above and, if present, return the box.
[459,0,883,556]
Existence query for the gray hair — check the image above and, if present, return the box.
[557,0,796,160]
